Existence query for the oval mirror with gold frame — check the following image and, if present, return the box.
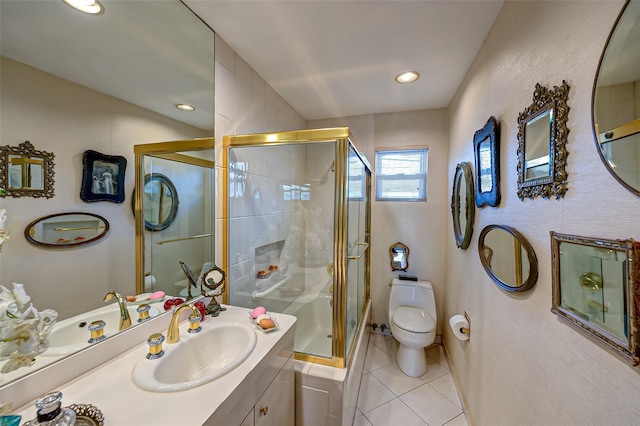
[24,212,109,248]
[592,0,640,197]
[478,224,538,292]
[389,242,409,271]
[451,162,475,249]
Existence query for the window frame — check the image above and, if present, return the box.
[375,147,428,202]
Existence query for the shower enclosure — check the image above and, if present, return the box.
[223,128,371,368]
[134,138,216,297]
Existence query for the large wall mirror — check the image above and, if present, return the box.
[517,81,571,200]
[592,0,640,197]
[0,1,214,387]
[550,232,639,366]
[451,162,475,249]
[0,140,55,198]
[478,224,538,292]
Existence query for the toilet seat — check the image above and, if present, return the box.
[392,306,435,333]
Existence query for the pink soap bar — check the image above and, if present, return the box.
[251,306,266,319]
[149,290,165,300]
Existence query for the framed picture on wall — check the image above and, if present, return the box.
[80,150,127,203]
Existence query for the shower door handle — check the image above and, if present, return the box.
[348,242,369,260]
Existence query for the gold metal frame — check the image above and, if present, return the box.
[222,127,371,368]
[0,140,55,198]
[134,138,215,294]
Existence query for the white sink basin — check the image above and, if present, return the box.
[132,321,257,392]
[45,305,154,356]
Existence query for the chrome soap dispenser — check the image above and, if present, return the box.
[23,391,75,426]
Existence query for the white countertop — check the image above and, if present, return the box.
[15,305,296,425]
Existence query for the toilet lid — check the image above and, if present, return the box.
[393,306,435,333]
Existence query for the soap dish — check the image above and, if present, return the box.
[69,403,104,426]
[249,313,279,333]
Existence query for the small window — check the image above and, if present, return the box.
[375,148,427,201]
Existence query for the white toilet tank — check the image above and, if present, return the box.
[389,278,436,317]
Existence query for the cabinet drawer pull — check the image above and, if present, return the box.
[260,406,269,416]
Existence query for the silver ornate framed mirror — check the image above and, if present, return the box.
[451,162,475,249]
[550,231,640,366]
[517,81,570,200]
[0,140,55,198]
[389,242,409,271]
[592,0,640,197]
[478,224,538,292]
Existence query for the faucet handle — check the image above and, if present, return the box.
[87,320,106,344]
[137,304,151,322]
[146,333,165,360]
[187,314,202,334]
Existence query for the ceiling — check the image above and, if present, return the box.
[185,0,505,120]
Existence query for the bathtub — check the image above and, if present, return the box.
[286,294,371,426]
[250,267,371,426]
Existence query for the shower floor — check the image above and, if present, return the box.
[296,323,332,357]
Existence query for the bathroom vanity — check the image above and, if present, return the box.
[10,305,296,426]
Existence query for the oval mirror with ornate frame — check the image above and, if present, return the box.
[0,140,55,198]
[451,162,475,249]
[478,224,538,292]
[24,212,109,248]
[592,0,640,197]
[517,81,570,200]
[142,173,179,232]
[389,242,409,271]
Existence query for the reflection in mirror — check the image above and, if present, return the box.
[478,140,492,192]
[0,0,215,386]
[0,141,55,198]
[451,162,475,249]
[593,0,640,197]
[143,174,179,232]
[524,110,552,181]
[550,232,640,365]
[517,81,570,200]
[478,224,538,292]
[389,242,409,271]
[25,212,109,248]
[134,139,215,300]
[473,116,500,207]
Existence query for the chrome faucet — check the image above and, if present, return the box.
[167,304,201,344]
[103,291,132,331]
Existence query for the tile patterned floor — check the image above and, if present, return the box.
[354,335,468,426]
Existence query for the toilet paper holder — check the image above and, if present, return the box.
[460,311,471,335]
[449,312,471,341]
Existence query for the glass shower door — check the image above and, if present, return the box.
[345,146,369,358]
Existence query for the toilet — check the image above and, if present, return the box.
[388,278,437,377]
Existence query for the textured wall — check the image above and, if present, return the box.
[444,1,640,425]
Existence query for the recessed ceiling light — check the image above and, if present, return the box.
[175,104,196,112]
[63,0,104,15]
[395,71,420,84]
